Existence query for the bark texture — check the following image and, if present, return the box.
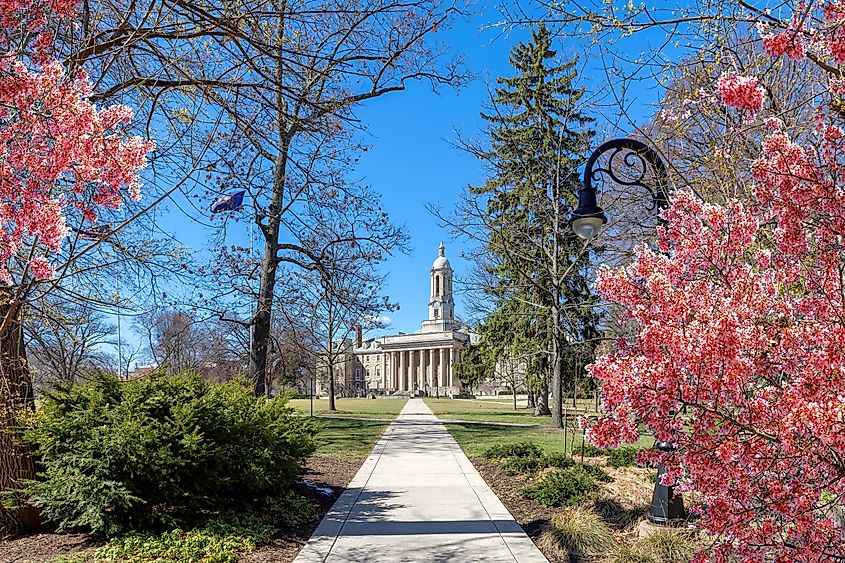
[0,292,39,537]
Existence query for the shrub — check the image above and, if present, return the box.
[483,441,541,460]
[578,442,606,457]
[606,446,641,468]
[520,464,605,507]
[538,507,616,560]
[579,462,611,483]
[542,452,576,470]
[21,373,316,535]
[504,456,543,475]
[504,452,575,475]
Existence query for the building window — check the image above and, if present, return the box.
[366,355,370,362]
[435,275,440,296]
[366,369,371,378]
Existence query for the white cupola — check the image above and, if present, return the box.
[422,242,455,333]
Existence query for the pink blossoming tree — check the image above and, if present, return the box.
[586,4,845,561]
[0,0,152,535]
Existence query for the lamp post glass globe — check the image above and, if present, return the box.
[573,215,605,240]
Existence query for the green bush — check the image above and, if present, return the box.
[21,373,316,535]
[483,441,541,460]
[504,452,575,475]
[520,464,605,507]
[578,442,606,457]
[607,446,641,468]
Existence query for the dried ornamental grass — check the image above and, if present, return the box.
[635,529,698,563]
[539,507,617,561]
[602,545,657,563]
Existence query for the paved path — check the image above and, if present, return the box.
[295,399,548,563]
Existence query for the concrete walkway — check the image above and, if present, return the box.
[294,399,548,563]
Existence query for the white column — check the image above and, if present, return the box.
[438,348,445,388]
[448,347,454,387]
[414,350,423,391]
[398,350,405,391]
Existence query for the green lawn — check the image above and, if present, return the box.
[288,397,407,418]
[444,421,655,459]
[424,397,602,425]
[424,397,553,424]
[313,418,388,457]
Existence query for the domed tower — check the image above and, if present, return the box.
[422,242,455,333]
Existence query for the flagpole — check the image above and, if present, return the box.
[115,290,122,379]
[248,204,254,380]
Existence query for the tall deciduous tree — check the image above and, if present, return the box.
[442,25,599,426]
[0,0,152,536]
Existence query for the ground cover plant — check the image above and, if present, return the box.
[19,373,316,535]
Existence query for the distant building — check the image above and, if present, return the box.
[360,243,475,397]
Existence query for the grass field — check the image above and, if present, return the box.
[289,397,407,418]
[313,418,388,457]
[444,421,655,458]
[424,397,553,424]
[424,397,602,425]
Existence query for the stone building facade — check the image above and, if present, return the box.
[353,243,472,397]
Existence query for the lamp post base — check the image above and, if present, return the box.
[648,441,687,524]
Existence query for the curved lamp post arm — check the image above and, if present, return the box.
[572,138,671,239]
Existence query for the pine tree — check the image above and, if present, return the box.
[472,24,600,426]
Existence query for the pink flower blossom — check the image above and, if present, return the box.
[716,73,764,112]
[0,0,153,284]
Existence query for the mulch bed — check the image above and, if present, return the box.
[0,453,364,563]
[473,459,558,543]
[473,457,653,563]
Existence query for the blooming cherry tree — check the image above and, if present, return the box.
[0,0,152,285]
[587,4,845,561]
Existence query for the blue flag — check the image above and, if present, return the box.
[210,190,246,213]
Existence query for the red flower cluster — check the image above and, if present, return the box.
[716,73,764,112]
[0,0,153,282]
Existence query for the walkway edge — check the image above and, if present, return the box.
[294,424,396,563]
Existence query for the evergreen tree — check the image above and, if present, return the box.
[471,24,600,426]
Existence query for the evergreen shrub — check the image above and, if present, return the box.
[21,373,316,534]
[606,446,641,468]
[520,464,607,507]
[483,441,541,459]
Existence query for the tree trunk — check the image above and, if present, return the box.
[249,139,290,396]
[550,306,563,428]
[0,293,40,537]
[534,384,551,416]
[327,362,336,411]
[527,388,535,409]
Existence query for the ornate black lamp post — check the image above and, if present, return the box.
[571,138,686,525]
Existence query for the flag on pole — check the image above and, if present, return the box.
[77,224,113,240]
[210,190,246,213]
